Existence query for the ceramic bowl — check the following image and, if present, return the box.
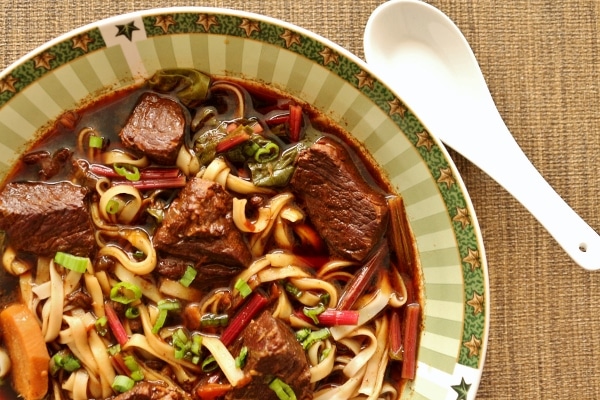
[0,7,489,399]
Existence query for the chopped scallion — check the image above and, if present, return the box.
[130,370,144,382]
[302,304,326,325]
[301,328,331,350]
[157,299,181,311]
[285,282,303,299]
[89,135,104,149]
[125,307,140,319]
[295,328,311,342]
[235,346,248,368]
[110,282,142,304]
[106,198,121,215]
[269,378,297,400]
[107,344,121,356]
[112,375,135,393]
[152,309,168,334]
[95,316,108,336]
[54,251,90,273]
[201,355,219,372]
[50,351,81,375]
[123,355,140,373]
[200,313,229,328]
[179,265,197,287]
[234,278,252,298]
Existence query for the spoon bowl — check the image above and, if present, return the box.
[364,0,600,270]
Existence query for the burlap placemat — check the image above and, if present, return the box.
[1,1,600,399]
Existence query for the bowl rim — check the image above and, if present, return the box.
[0,6,490,399]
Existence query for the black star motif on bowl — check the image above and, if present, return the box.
[116,21,140,41]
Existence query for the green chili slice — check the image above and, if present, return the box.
[254,141,279,163]
[114,163,141,181]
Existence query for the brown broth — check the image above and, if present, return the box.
[0,74,421,399]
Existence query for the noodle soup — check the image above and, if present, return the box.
[0,69,422,400]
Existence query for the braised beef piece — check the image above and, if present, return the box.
[119,92,186,165]
[65,289,93,309]
[0,181,95,257]
[22,148,72,180]
[290,137,389,262]
[226,310,312,400]
[157,256,240,290]
[154,177,252,268]
[111,381,191,400]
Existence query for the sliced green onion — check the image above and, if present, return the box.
[269,378,297,400]
[190,335,202,356]
[172,328,189,360]
[123,355,140,373]
[89,135,104,149]
[201,355,219,372]
[235,346,248,369]
[301,328,331,350]
[319,348,331,363]
[125,307,140,319]
[110,282,142,305]
[295,328,311,342]
[303,304,326,325]
[158,299,181,311]
[50,351,81,375]
[234,278,252,298]
[200,313,229,328]
[54,252,90,273]
[285,282,303,299]
[112,375,135,393]
[179,266,197,287]
[130,370,144,382]
[106,198,121,215]
[107,344,121,356]
[95,316,108,336]
[152,309,168,334]
[319,292,331,307]
[114,163,141,181]
[132,250,145,260]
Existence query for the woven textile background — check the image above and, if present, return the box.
[2,1,600,398]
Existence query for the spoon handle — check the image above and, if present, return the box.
[444,104,600,270]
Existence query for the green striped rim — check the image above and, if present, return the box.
[0,8,488,399]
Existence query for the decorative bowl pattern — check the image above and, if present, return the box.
[0,7,489,400]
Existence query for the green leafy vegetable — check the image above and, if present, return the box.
[149,69,211,107]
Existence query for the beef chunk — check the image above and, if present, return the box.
[0,181,95,256]
[153,177,252,268]
[111,381,191,400]
[290,137,389,262]
[227,311,312,400]
[156,256,239,290]
[119,92,186,165]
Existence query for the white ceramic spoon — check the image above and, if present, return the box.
[364,0,600,270]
